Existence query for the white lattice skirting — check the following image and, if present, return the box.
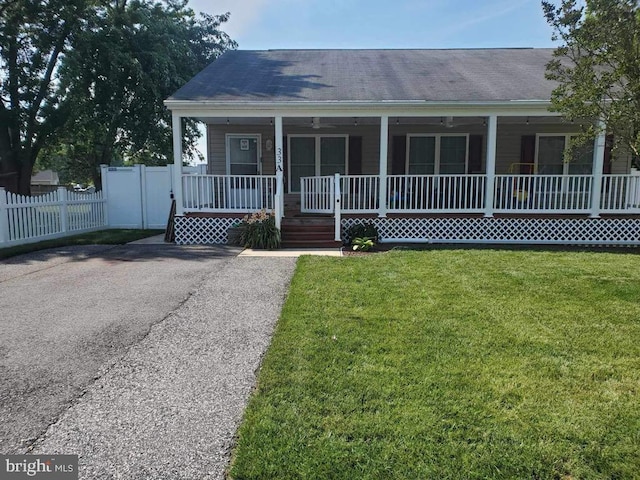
[174,216,243,245]
[343,217,640,245]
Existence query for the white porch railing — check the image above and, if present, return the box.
[0,187,107,247]
[601,174,640,212]
[494,175,593,213]
[387,175,486,213]
[182,174,276,212]
[300,176,334,213]
[340,175,380,213]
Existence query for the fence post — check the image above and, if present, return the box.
[99,165,109,227]
[334,173,341,242]
[0,187,9,244]
[58,187,68,233]
[140,164,148,229]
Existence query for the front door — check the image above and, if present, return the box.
[288,135,347,192]
[226,134,262,208]
[226,134,261,175]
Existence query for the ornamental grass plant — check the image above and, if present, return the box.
[239,209,281,249]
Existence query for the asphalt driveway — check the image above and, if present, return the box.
[0,243,296,478]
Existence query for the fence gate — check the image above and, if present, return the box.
[300,176,335,213]
[101,164,205,229]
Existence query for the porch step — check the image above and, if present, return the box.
[283,194,301,212]
[281,217,341,248]
[281,240,343,249]
[281,215,333,226]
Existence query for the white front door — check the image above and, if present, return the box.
[226,134,262,208]
[288,135,348,192]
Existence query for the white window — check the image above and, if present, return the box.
[407,134,468,174]
[536,134,593,175]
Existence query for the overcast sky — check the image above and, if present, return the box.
[185,0,557,160]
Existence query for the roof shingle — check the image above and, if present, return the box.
[169,48,558,103]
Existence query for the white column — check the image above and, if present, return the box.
[484,115,498,217]
[172,113,184,216]
[590,119,606,218]
[274,115,284,225]
[378,115,389,217]
[334,173,341,241]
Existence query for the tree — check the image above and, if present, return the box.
[0,0,95,194]
[1,0,236,194]
[45,0,236,189]
[543,0,640,161]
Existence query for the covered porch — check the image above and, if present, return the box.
[168,110,640,245]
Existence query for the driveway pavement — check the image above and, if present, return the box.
[0,243,296,478]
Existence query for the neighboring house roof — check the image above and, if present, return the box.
[168,48,558,104]
[31,170,60,185]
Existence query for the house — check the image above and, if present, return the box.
[31,169,60,195]
[164,48,640,246]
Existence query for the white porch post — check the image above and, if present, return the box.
[172,113,184,216]
[274,115,284,228]
[590,119,606,218]
[484,115,498,217]
[378,115,389,217]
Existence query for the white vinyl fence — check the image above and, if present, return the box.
[101,164,205,229]
[0,187,107,247]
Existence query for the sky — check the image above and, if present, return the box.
[188,0,557,50]
[186,0,558,160]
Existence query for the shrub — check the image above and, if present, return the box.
[239,210,281,249]
[352,236,375,252]
[344,222,379,245]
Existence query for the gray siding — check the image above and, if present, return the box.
[206,123,630,176]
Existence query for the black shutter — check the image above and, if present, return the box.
[391,136,406,175]
[348,136,362,175]
[520,135,536,174]
[468,135,483,173]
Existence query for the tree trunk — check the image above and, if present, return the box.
[0,149,39,196]
[18,160,33,196]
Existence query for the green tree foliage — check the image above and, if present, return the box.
[0,0,95,194]
[543,0,640,160]
[1,0,236,193]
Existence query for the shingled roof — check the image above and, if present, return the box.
[168,48,558,104]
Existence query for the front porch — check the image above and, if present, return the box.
[167,108,640,246]
[173,170,640,246]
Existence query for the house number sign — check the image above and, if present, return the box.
[276,146,283,172]
[240,138,250,151]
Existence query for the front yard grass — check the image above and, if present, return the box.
[230,249,640,479]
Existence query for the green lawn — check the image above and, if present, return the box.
[230,250,640,480]
[0,229,164,259]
